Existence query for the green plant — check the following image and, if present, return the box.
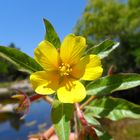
[0,19,140,140]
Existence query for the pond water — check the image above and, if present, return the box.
[0,99,52,140]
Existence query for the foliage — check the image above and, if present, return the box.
[86,39,119,59]
[0,44,42,74]
[85,97,140,120]
[74,0,140,73]
[1,18,140,140]
[86,73,140,97]
[44,18,61,48]
[0,44,29,81]
[51,100,74,140]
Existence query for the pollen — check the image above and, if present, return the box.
[59,63,72,76]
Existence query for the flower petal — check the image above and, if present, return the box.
[71,56,89,79]
[30,71,59,95]
[81,55,103,80]
[60,34,86,65]
[35,84,55,95]
[57,81,86,103]
[34,40,60,71]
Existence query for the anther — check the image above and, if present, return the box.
[59,63,72,76]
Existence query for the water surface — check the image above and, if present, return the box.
[0,99,52,140]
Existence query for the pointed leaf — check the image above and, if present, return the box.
[86,73,140,97]
[84,114,113,140]
[85,97,140,120]
[0,46,43,73]
[86,40,119,59]
[43,18,61,48]
[51,100,74,140]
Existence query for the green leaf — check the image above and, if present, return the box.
[85,113,101,126]
[0,46,43,73]
[99,132,113,140]
[86,40,119,59]
[51,100,74,140]
[85,97,140,120]
[84,114,113,139]
[86,73,140,97]
[43,18,61,48]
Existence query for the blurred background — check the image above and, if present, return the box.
[0,0,140,139]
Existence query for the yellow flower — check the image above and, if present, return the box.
[30,34,103,103]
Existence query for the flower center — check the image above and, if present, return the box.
[59,63,72,76]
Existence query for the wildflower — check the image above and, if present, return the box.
[30,34,103,103]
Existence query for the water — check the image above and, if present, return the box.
[0,100,52,140]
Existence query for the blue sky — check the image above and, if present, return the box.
[0,0,87,56]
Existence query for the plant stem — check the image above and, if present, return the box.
[80,95,96,110]
[108,65,114,75]
[29,94,42,102]
[28,126,55,140]
[29,94,53,104]
[75,103,99,140]
[43,96,54,104]
[75,103,87,127]
[44,126,55,139]
[74,112,79,139]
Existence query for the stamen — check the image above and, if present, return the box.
[65,80,75,91]
[59,63,72,76]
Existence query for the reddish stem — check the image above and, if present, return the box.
[75,103,87,127]
[29,94,43,102]
[108,65,114,75]
[44,126,55,139]
[29,94,53,104]
[75,103,99,140]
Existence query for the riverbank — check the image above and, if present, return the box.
[0,80,33,95]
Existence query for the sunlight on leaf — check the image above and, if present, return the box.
[51,100,74,140]
[43,18,61,48]
[0,46,43,73]
[85,97,140,120]
[86,73,140,97]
